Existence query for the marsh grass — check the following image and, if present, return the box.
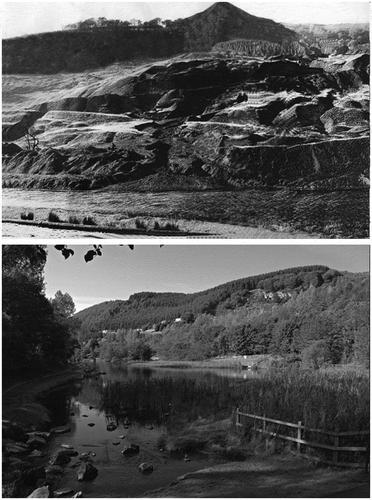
[99,368,369,434]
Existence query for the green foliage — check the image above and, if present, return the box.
[68,215,81,224]
[48,211,62,223]
[2,246,75,374]
[76,266,368,368]
[76,265,332,334]
[82,216,96,225]
[20,211,34,220]
[135,218,147,229]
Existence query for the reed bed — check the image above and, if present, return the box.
[99,368,369,433]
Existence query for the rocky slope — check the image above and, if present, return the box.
[3,54,369,194]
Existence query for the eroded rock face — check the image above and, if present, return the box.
[2,55,369,194]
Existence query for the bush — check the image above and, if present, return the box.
[153,220,180,231]
[83,216,96,225]
[20,212,34,220]
[48,211,62,223]
[135,218,147,229]
[69,216,81,225]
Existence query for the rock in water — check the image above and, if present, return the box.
[50,426,71,434]
[122,444,140,455]
[139,462,154,473]
[49,450,72,466]
[54,489,75,498]
[27,486,51,498]
[77,462,99,481]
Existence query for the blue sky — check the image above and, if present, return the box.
[2,2,370,39]
[43,244,369,312]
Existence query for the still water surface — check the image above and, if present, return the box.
[43,362,258,497]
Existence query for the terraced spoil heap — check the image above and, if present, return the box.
[3,53,369,194]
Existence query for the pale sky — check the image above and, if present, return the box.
[43,244,369,312]
[2,2,370,39]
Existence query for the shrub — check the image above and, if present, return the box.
[135,218,147,229]
[69,216,81,225]
[48,211,62,223]
[154,221,180,231]
[20,211,34,220]
[83,216,96,225]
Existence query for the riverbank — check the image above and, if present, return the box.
[144,453,370,498]
[3,365,83,430]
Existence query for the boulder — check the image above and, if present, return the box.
[106,423,117,431]
[122,444,140,455]
[27,486,51,498]
[27,435,46,447]
[139,462,154,473]
[77,462,99,482]
[49,450,73,466]
[6,441,30,454]
[45,465,64,476]
[21,466,46,486]
[54,489,75,498]
[27,432,51,440]
[50,426,71,434]
[29,450,46,458]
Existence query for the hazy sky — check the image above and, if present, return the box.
[2,1,370,39]
[43,244,369,312]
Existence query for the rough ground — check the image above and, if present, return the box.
[2,219,318,239]
[144,455,370,498]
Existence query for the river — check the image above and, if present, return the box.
[41,361,259,497]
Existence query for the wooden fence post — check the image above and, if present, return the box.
[263,414,266,434]
[297,421,302,454]
[333,428,340,465]
[236,407,240,427]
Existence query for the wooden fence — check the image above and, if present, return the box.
[235,408,369,470]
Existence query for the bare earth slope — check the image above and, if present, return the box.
[2,50,369,237]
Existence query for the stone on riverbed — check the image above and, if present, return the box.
[122,444,140,455]
[54,488,75,497]
[6,441,30,454]
[139,462,154,473]
[27,435,46,447]
[49,450,73,466]
[77,462,99,481]
[29,449,46,458]
[27,486,51,497]
[50,426,71,434]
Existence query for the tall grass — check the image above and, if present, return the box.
[99,368,369,433]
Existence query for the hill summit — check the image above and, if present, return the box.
[183,2,297,50]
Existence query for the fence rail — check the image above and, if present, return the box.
[235,408,369,470]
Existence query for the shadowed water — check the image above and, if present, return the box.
[42,361,259,497]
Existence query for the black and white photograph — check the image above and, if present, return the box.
[2,244,370,497]
[2,1,370,238]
